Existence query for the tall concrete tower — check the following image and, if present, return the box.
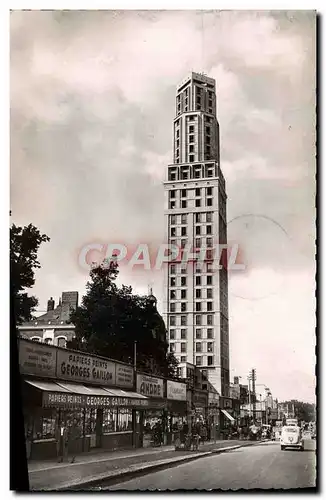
[163,72,230,397]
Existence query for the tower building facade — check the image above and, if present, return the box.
[163,72,230,397]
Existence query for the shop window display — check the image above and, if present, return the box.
[85,409,97,434]
[102,409,117,433]
[32,408,57,440]
[117,409,132,432]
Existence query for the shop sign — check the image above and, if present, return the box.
[166,380,187,401]
[43,392,149,408]
[115,363,134,388]
[56,349,116,386]
[19,339,56,378]
[223,398,232,409]
[136,374,164,398]
[193,391,208,407]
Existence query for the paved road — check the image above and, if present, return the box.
[110,441,316,491]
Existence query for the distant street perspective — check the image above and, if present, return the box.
[110,441,316,491]
[10,10,316,492]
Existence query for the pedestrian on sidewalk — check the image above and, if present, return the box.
[67,418,81,463]
[57,422,68,463]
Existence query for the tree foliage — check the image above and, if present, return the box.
[280,400,316,422]
[69,263,178,378]
[10,222,50,325]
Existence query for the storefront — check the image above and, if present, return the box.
[166,380,187,443]
[220,397,236,437]
[136,373,167,447]
[19,339,156,459]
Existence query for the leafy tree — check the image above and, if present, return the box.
[69,262,178,378]
[10,221,50,325]
[280,400,316,423]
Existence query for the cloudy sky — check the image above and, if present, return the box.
[10,10,316,403]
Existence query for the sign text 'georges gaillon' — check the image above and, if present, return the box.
[56,350,116,385]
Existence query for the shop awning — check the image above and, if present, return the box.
[25,379,71,392]
[24,378,149,409]
[221,409,235,422]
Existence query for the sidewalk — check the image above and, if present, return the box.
[28,440,258,491]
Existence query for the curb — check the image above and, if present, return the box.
[49,441,270,491]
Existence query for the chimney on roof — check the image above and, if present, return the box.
[47,297,55,312]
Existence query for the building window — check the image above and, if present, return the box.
[171,215,176,225]
[206,187,213,196]
[206,237,213,247]
[181,214,187,224]
[206,225,212,235]
[169,170,177,181]
[189,145,194,153]
[196,276,201,286]
[207,168,213,177]
[181,289,187,299]
[194,168,201,179]
[196,343,202,353]
[170,344,175,353]
[170,330,175,340]
[169,201,175,209]
[206,212,212,223]
[195,315,202,326]
[44,338,52,345]
[170,290,176,300]
[181,329,187,339]
[170,277,176,287]
[181,189,187,198]
[207,356,214,366]
[207,198,213,207]
[207,275,213,285]
[207,328,214,339]
[196,289,201,299]
[181,315,187,326]
[57,337,67,348]
[188,115,195,121]
[196,328,202,339]
[189,155,195,163]
[181,239,187,248]
[189,125,194,133]
[195,199,201,207]
[181,277,187,286]
[170,303,176,312]
[171,227,176,237]
[195,226,201,236]
[169,190,176,199]
[207,315,213,326]
[206,249,213,260]
[181,266,187,274]
[207,342,214,353]
[181,226,187,236]
[196,302,202,312]
[207,262,213,273]
[207,288,213,299]
[181,356,187,362]
[195,238,201,248]
[181,343,187,353]
[181,200,187,208]
[181,302,187,312]
[170,264,176,275]
[170,316,176,326]
[196,356,202,366]
[207,302,213,311]
[195,213,201,223]
[195,262,203,273]
[189,134,194,143]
